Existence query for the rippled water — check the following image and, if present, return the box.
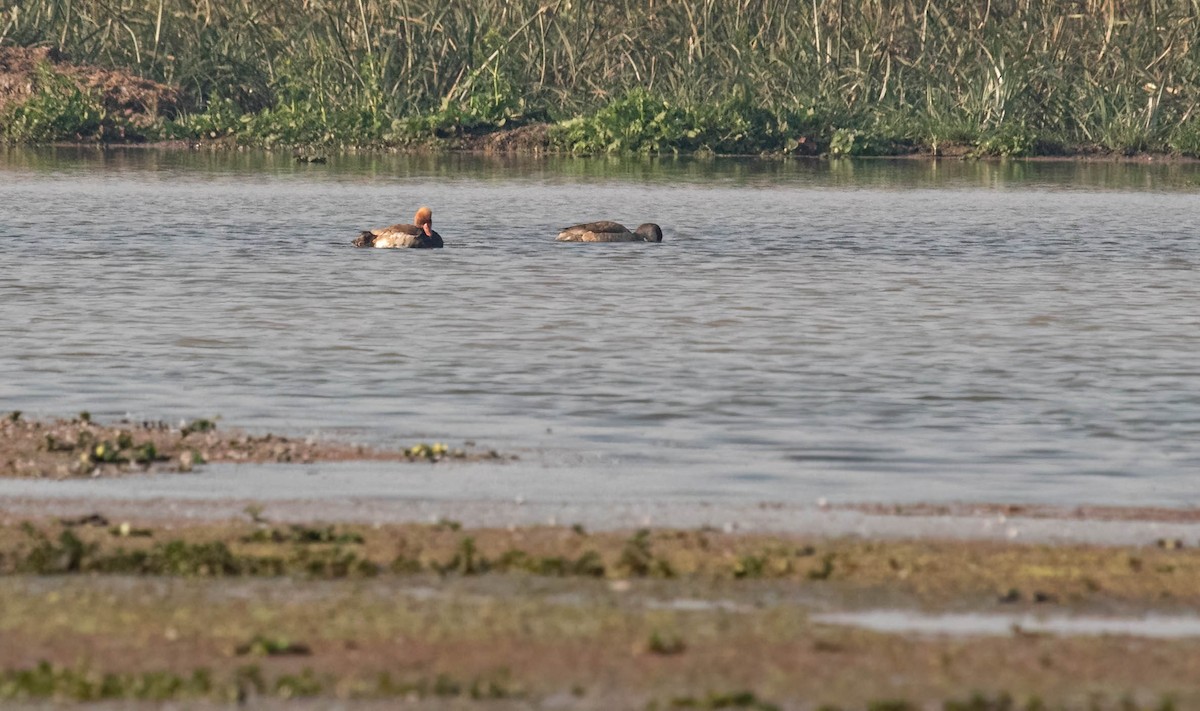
[1,148,1198,506]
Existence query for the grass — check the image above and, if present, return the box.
[6,0,1200,154]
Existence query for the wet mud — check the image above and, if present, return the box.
[0,516,1198,708]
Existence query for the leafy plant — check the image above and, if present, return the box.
[1,63,106,142]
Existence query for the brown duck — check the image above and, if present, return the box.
[555,221,663,243]
[353,206,444,248]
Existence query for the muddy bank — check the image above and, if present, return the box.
[0,413,506,479]
[0,517,1198,707]
[4,516,1200,607]
[8,575,1196,709]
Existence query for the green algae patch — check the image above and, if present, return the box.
[0,661,521,704]
[0,663,219,703]
[3,518,1200,610]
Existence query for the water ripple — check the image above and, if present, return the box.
[2,150,1199,506]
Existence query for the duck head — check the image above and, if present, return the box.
[635,223,663,242]
[414,206,434,237]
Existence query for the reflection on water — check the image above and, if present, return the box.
[8,146,1200,191]
[1,148,1198,506]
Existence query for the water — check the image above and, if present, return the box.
[813,610,1200,639]
[2,148,1198,507]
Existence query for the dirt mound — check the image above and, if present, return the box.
[459,122,552,153]
[0,45,182,129]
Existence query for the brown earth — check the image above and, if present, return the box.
[0,45,182,130]
[456,123,552,153]
[0,413,506,479]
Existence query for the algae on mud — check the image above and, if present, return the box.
[3,517,1200,606]
[0,517,1199,708]
[0,413,505,479]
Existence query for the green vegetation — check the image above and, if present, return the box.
[5,0,1200,154]
[7,524,615,579]
[179,417,216,436]
[240,524,366,545]
[42,425,167,475]
[0,662,517,703]
[0,64,107,142]
[6,520,1200,608]
[234,635,312,657]
[0,663,220,702]
[645,630,687,656]
[619,528,677,578]
[663,691,780,710]
[403,441,468,461]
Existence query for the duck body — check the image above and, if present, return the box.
[353,224,444,249]
[556,221,663,243]
[353,206,443,248]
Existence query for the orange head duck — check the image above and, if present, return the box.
[353,206,444,248]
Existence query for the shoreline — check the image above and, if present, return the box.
[2,417,1198,706]
[2,417,1197,545]
[15,138,1200,164]
[1,494,1197,547]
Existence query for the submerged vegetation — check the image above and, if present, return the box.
[4,0,1200,155]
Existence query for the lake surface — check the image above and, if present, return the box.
[1,148,1198,507]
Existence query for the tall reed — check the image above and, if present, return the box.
[5,0,1200,152]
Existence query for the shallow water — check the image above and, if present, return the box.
[1,148,1198,506]
[813,610,1200,638]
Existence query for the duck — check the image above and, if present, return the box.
[555,221,663,243]
[353,206,444,248]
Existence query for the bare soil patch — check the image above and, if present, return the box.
[456,123,552,153]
